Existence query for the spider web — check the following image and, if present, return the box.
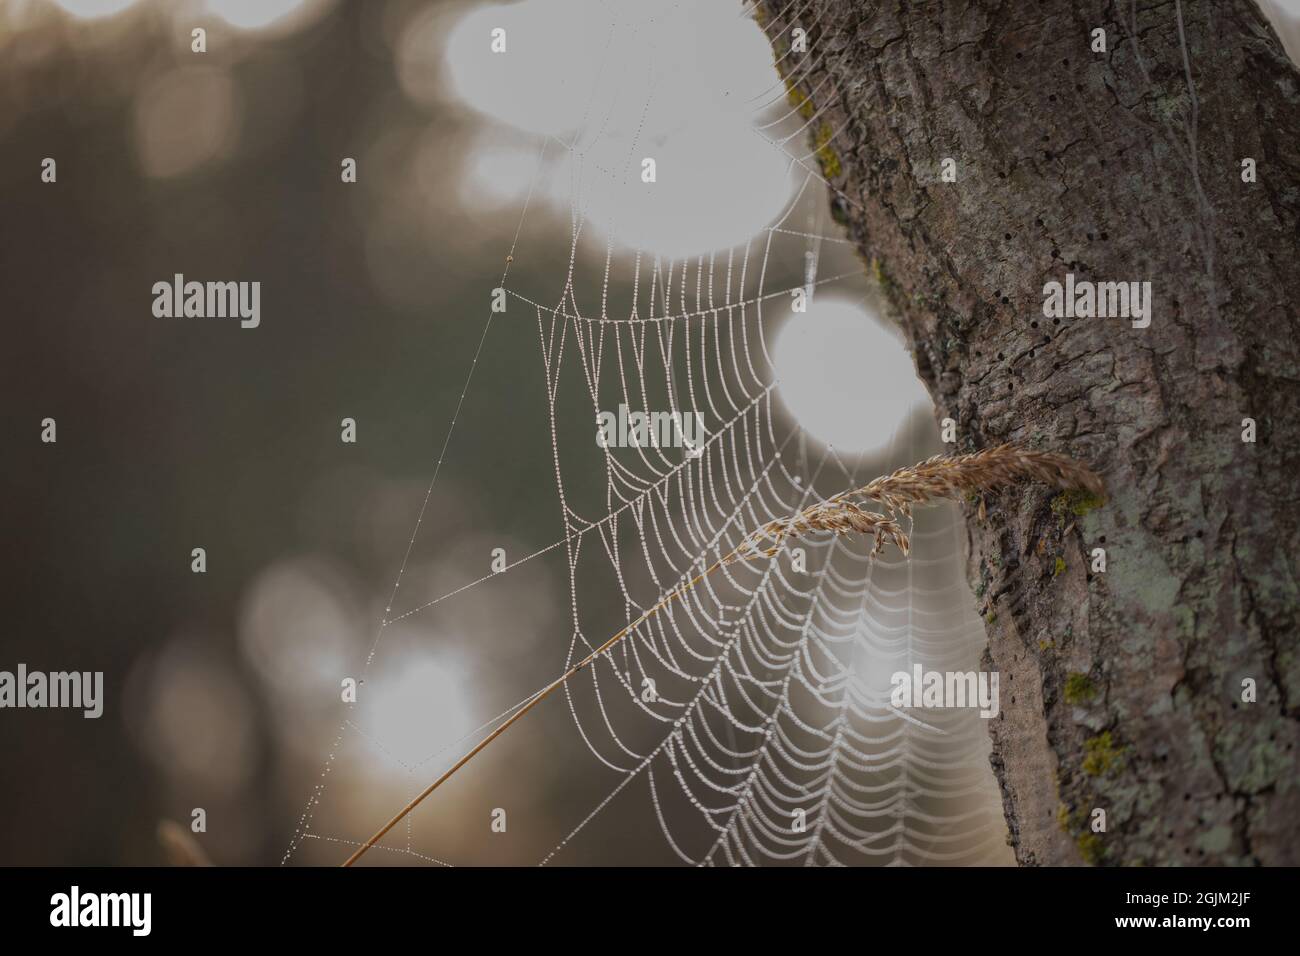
[285,0,1008,867]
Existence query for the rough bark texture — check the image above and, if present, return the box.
[756,0,1300,865]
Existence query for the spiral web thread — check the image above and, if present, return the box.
[286,0,1008,867]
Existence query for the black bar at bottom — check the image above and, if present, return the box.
[0,864,1286,942]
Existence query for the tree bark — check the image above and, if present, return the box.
[756,0,1300,865]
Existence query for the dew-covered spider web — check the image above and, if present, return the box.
[285,0,1010,867]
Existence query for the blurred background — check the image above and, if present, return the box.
[2,0,1296,867]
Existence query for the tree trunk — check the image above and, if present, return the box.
[755,0,1300,865]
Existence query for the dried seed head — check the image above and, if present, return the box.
[726,443,1100,563]
[848,442,1105,513]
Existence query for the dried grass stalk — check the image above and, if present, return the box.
[732,501,910,561]
[157,819,213,867]
[847,442,1106,516]
[731,444,1102,563]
